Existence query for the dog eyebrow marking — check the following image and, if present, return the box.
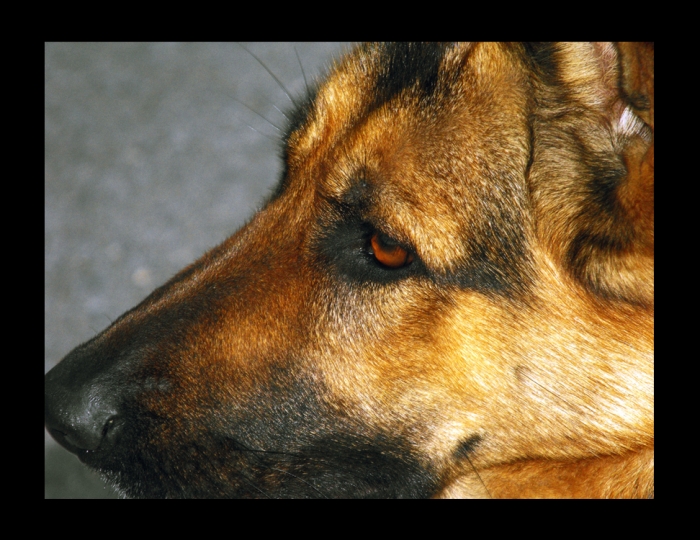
[341,177,371,207]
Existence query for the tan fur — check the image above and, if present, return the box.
[45,43,654,498]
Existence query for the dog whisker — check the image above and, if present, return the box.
[237,42,299,109]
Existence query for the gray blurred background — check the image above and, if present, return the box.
[45,42,348,498]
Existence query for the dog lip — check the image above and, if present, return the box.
[46,427,83,456]
[47,428,103,466]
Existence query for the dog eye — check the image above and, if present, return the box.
[369,231,414,269]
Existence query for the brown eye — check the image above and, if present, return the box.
[369,232,414,268]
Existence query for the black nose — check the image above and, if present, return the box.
[44,379,119,455]
[45,343,124,458]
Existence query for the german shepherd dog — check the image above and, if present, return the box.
[45,43,654,498]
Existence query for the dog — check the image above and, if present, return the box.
[45,42,654,498]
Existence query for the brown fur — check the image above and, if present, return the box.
[45,42,654,498]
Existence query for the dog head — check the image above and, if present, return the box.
[45,43,653,498]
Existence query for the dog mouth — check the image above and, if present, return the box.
[55,419,444,499]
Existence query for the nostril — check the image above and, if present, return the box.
[45,405,121,454]
[100,415,124,447]
[103,416,115,437]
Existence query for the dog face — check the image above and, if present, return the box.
[45,43,654,498]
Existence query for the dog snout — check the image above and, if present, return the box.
[45,343,128,459]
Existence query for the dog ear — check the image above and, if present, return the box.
[527,43,654,307]
[613,42,654,260]
[616,42,654,131]
[550,42,653,128]
[590,42,654,307]
[575,42,654,307]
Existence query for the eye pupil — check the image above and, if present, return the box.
[370,232,413,268]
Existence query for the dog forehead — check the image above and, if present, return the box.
[296,42,530,191]
[288,43,465,162]
[315,46,527,251]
